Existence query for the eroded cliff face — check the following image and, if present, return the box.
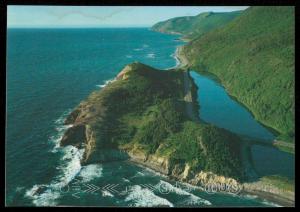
[127,149,240,192]
[60,62,164,164]
[59,62,242,193]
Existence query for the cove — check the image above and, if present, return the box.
[190,70,294,179]
[190,71,275,141]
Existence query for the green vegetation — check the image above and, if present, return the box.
[151,11,242,40]
[69,62,243,180]
[157,121,243,180]
[182,6,295,143]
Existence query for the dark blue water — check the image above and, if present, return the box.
[6,28,281,207]
[190,71,275,141]
[251,145,294,179]
[190,71,294,180]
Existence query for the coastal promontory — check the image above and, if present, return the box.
[60,62,244,184]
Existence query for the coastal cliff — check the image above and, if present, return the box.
[151,11,242,41]
[60,62,243,189]
[153,6,295,206]
[59,61,294,206]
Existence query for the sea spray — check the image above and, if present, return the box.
[125,185,174,207]
[25,110,85,206]
[96,78,116,88]
[25,146,84,206]
[157,180,212,206]
[49,109,73,153]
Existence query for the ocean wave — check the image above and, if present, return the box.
[157,180,212,206]
[170,46,181,69]
[122,177,130,183]
[130,163,170,180]
[102,190,114,197]
[126,55,133,58]
[146,53,155,58]
[77,164,103,183]
[49,110,73,152]
[25,108,88,206]
[125,185,173,207]
[174,49,181,67]
[261,199,282,207]
[25,184,61,206]
[25,143,84,206]
[133,48,143,51]
[237,193,282,207]
[241,194,259,200]
[143,44,149,48]
[96,78,116,88]
[130,171,146,179]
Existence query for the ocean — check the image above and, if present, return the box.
[6,28,280,207]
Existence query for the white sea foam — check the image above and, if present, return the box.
[237,193,282,207]
[125,185,174,207]
[25,184,61,206]
[49,110,73,152]
[173,47,181,68]
[146,53,155,58]
[130,163,169,179]
[26,110,85,206]
[102,190,114,197]
[131,171,146,179]
[261,199,282,207]
[96,78,116,88]
[158,180,212,206]
[77,164,103,183]
[25,146,84,206]
[122,178,130,183]
[241,194,259,200]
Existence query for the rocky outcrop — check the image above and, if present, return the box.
[82,149,129,165]
[60,124,86,148]
[116,64,133,80]
[127,148,241,194]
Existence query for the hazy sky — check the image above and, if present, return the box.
[8,6,249,28]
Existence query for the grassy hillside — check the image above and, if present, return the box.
[151,11,242,40]
[63,62,243,180]
[182,6,295,142]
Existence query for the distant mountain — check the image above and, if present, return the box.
[181,6,295,143]
[151,11,242,40]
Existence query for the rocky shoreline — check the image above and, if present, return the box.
[175,45,189,69]
[59,55,294,207]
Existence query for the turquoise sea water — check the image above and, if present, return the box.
[6,28,287,207]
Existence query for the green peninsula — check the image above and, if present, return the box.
[151,11,242,40]
[61,62,243,183]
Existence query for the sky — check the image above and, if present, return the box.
[7,6,249,28]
